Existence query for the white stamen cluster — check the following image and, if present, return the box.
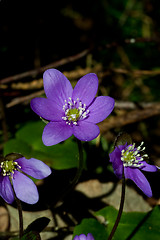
[62,97,89,125]
[0,160,21,177]
[121,142,148,167]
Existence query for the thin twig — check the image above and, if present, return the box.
[6,90,44,108]
[111,67,160,76]
[99,102,160,133]
[0,98,8,142]
[0,49,90,84]
[115,101,156,110]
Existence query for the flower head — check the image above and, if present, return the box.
[73,233,94,240]
[31,69,115,145]
[109,138,157,197]
[0,153,51,204]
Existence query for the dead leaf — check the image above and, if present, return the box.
[0,206,10,231]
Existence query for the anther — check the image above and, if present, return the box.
[62,97,89,126]
[121,142,147,168]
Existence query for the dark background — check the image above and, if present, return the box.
[0,0,160,210]
[1,1,160,238]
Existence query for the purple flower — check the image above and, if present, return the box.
[109,142,157,197]
[73,233,94,240]
[0,154,51,204]
[31,69,115,146]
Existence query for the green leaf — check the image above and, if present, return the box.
[72,218,108,240]
[95,205,160,240]
[3,121,85,170]
[21,231,41,240]
[4,139,32,157]
[10,218,49,240]
[10,231,40,240]
[25,217,50,234]
[131,205,160,240]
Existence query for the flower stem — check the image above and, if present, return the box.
[9,176,23,239]
[71,139,84,187]
[108,170,126,240]
[54,140,84,203]
[65,139,84,193]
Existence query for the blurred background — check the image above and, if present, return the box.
[0,0,160,205]
[1,1,160,239]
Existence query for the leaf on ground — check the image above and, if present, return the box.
[0,206,10,232]
[21,231,41,240]
[72,218,107,240]
[76,180,151,212]
[25,217,50,234]
[95,205,160,240]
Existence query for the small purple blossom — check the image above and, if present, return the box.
[31,69,115,146]
[0,154,51,204]
[109,142,157,197]
[73,233,94,240]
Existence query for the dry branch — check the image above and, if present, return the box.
[99,103,160,133]
[0,49,90,84]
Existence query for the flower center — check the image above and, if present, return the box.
[62,97,89,125]
[121,142,148,167]
[66,108,80,121]
[0,160,21,177]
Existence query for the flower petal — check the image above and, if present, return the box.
[72,73,98,106]
[87,96,115,123]
[87,233,94,240]
[124,167,152,197]
[79,234,87,240]
[73,236,80,240]
[30,97,63,121]
[109,145,124,179]
[43,69,73,105]
[140,161,157,172]
[0,176,14,204]
[16,157,51,179]
[73,121,100,141]
[12,171,39,204]
[42,121,73,146]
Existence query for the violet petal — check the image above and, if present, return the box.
[73,121,100,141]
[72,73,98,106]
[30,97,63,121]
[73,236,80,240]
[42,121,73,146]
[87,233,94,240]
[109,146,124,179]
[0,176,14,204]
[12,171,39,204]
[140,161,157,172]
[79,234,87,240]
[43,69,73,105]
[16,157,51,179]
[124,167,152,197]
[87,96,115,123]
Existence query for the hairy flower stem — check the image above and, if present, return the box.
[56,140,84,203]
[50,140,84,230]
[71,139,84,187]
[65,139,84,193]
[9,176,23,239]
[108,169,126,240]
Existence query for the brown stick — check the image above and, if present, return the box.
[0,48,90,84]
[0,97,8,142]
[99,103,160,133]
[6,90,44,108]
